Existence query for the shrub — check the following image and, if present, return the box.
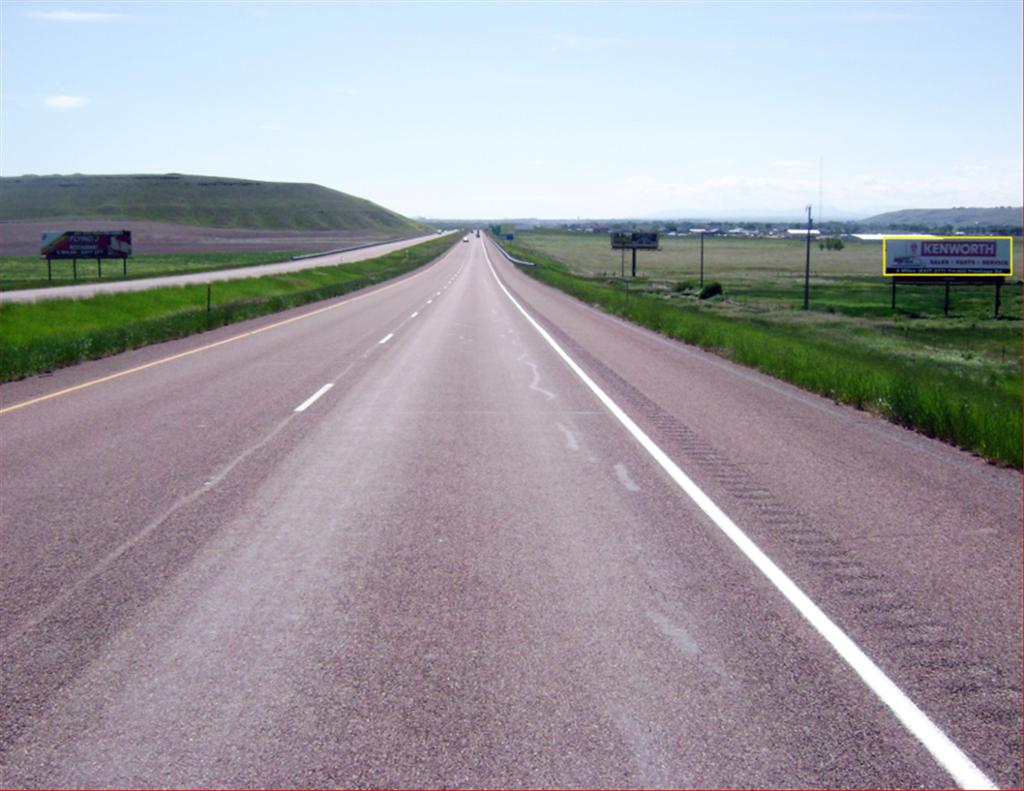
[698,282,723,300]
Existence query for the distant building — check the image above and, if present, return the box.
[850,232,939,242]
[786,228,822,237]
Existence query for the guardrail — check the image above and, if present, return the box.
[486,234,535,267]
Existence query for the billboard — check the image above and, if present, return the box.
[41,231,132,259]
[883,236,1012,276]
[610,231,659,250]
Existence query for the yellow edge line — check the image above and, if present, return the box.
[0,251,447,416]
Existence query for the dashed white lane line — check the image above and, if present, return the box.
[427,299,433,304]
[481,242,996,791]
[379,333,394,345]
[410,312,419,319]
[294,383,333,413]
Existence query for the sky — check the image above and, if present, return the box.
[1,0,1022,220]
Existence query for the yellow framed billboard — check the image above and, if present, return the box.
[883,236,1013,277]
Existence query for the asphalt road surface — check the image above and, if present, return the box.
[0,233,444,304]
[1,235,1020,788]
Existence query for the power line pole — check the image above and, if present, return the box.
[803,204,813,310]
[700,230,705,288]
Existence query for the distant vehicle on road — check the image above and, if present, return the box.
[463,236,469,243]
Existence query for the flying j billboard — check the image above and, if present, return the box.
[41,231,132,259]
[610,231,659,250]
[883,236,1012,276]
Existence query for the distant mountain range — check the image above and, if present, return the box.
[645,208,849,222]
[858,207,1022,227]
[0,173,427,234]
[647,206,1022,226]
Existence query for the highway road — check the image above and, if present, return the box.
[1,235,1020,788]
[0,233,445,304]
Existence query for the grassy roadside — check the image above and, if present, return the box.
[0,234,457,384]
[494,234,1022,468]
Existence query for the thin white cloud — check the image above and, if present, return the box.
[27,10,126,22]
[828,11,926,23]
[704,175,818,193]
[296,87,360,98]
[769,160,815,170]
[43,95,91,110]
[534,32,624,51]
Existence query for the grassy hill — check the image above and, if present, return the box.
[861,206,1022,229]
[0,173,428,234]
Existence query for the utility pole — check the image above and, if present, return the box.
[700,230,705,288]
[803,204,813,310]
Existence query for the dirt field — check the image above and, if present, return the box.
[0,219,398,256]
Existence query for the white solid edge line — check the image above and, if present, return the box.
[379,333,394,345]
[481,244,996,791]
[294,383,334,413]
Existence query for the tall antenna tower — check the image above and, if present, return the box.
[819,156,824,226]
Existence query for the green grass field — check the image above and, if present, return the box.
[0,235,457,384]
[502,231,1022,467]
[0,251,305,291]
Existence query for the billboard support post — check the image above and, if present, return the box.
[632,248,637,278]
[944,283,950,316]
[73,258,77,280]
[995,281,1002,318]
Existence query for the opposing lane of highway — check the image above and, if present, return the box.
[0,233,446,303]
[0,236,1019,787]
